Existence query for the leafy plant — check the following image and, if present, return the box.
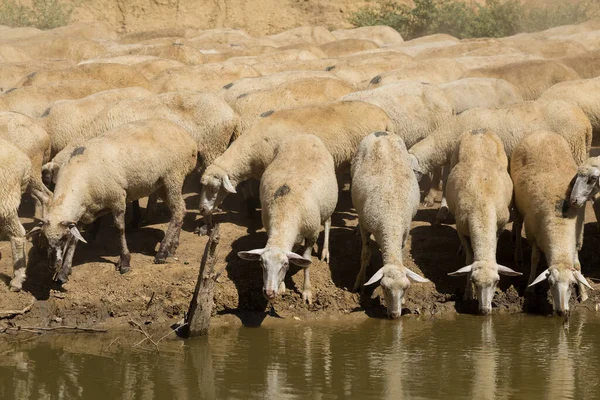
[0,0,74,29]
[350,0,600,40]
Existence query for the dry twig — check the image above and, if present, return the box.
[0,298,35,319]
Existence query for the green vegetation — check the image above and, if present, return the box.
[350,0,600,40]
[0,0,74,30]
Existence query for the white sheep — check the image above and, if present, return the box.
[238,134,338,305]
[446,129,521,314]
[351,131,429,319]
[199,100,393,220]
[0,139,31,291]
[31,119,197,282]
[440,78,523,114]
[0,111,52,218]
[512,130,592,316]
[409,100,592,222]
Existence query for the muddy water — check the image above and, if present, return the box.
[1,313,600,399]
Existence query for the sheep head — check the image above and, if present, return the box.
[529,265,592,317]
[199,164,236,216]
[238,248,311,300]
[449,261,521,314]
[570,158,600,208]
[365,264,429,319]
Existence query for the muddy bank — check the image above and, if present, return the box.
[1,186,600,332]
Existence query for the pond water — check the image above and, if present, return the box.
[1,313,599,399]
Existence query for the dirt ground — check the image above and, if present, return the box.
[1,175,600,332]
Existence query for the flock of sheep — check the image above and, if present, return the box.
[1,19,600,319]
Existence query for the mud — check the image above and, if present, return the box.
[1,181,599,332]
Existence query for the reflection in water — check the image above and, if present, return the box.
[1,314,600,399]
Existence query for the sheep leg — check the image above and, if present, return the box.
[155,183,186,264]
[29,175,53,219]
[113,209,131,274]
[423,166,443,207]
[574,208,588,302]
[144,193,159,222]
[458,232,473,301]
[3,214,27,292]
[513,210,523,268]
[435,164,451,225]
[526,243,540,292]
[128,200,142,231]
[353,224,371,293]
[320,218,331,264]
[593,194,600,233]
[302,238,315,305]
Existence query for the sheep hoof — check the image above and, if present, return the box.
[422,195,436,207]
[118,255,131,274]
[302,290,313,305]
[8,281,22,292]
[154,256,167,265]
[194,224,209,236]
[320,249,330,264]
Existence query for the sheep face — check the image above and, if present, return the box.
[448,262,521,314]
[237,248,311,300]
[199,164,237,216]
[365,265,429,319]
[570,164,600,207]
[470,263,500,314]
[380,266,411,319]
[40,221,87,283]
[529,265,592,316]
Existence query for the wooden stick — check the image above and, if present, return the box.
[6,326,107,333]
[182,223,221,337]
[129,316,159,352]
[0,299,35,319]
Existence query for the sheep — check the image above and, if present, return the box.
[446,129,521,314]
[149,62,261,93]
[568,155,600,237]
[413,38,517,60]
[264,26,336,46]
[0,79,112,118]
[42,87,153,157]
[409,100,592,223]
[511,130,592,316]
[199,100,393,220]
[331,26,404,46]
[365,58,467,88]
[237,134,337,304]
[409,100,592,176]
[16,63,151,90]
[0,139,31,291]
[319,39,380,58]
[0,111,52,218]
[440,78,523,114]
[251,58,338,75]
[540,77,600,142]
[218,70,337,103]
[0,60,73,93]
[500,37,588,59]
[229,77,354,131]
[9,34,106,62]
[461,59,580,100]
[32,119,197,282]
[560,49,600,79]
[328,52,414,87]
[118,43,207,65]
[341,81,454,148]
[351,131,429,319]
[225,48,324,67]
[43,91,239,184]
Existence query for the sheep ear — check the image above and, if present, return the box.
[406,269,429,283]
[69,226,87,244]
[222,175,237,194]
[448,264,472,277]
[498,264,522,276]
[237,248,264,261]
[287,252,311,267]
[365,267,385,286]
[528,268,550,287]
[573,270,593,290]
